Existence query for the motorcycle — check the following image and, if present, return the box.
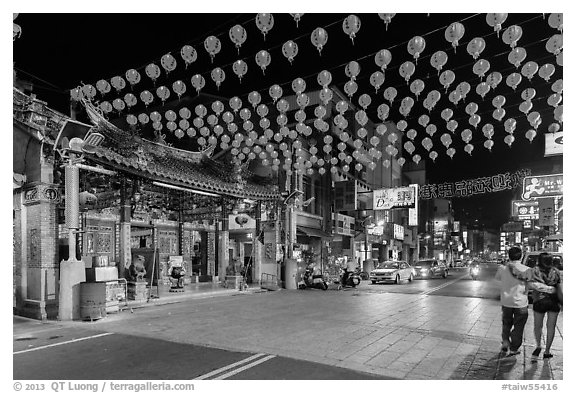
[339,268,361,289]
[470,265,480,280]
[298,267,328,290]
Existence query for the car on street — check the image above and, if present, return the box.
[412,259,449,279]
[369,261,414,284]
[521,251,563,270]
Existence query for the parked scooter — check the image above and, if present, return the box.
[470,264,480,280]
[339,267,361,289]
[298,267,328,290]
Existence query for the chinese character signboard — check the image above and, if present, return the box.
[538,198,555,227]
[522,174,563,201]
[419,169,531,199]
[334,180,357,211]
[373,186,416,210]
[393,224,404,241]
[511,200,539,220]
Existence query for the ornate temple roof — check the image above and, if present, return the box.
[82,100,280,201]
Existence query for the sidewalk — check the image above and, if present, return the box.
[13,287,562,380]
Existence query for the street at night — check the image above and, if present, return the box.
[13,266,562,381]
[11,5,564,387]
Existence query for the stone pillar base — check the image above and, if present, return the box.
[15,299,59,321]
[58,260,86,321]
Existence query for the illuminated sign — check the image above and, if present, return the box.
[373,186,416,210]
[393,224,404,241]
[544,131,563,157]
[538,198,555,226]
[511,200,539,220]
[419,169,530,199]
[521,174,563,201]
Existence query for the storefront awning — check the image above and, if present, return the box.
[297,226,333,239]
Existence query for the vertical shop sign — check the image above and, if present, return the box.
[538,198,555,227]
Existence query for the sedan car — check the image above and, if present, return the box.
[369,261,414,284]
[412,259,449,279]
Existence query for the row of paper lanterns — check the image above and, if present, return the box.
[72,13,562,104]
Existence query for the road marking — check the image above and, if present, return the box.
[421,275,466,296]
[214,354,276,380]
[13,332,113,355]
[195,353,271,380]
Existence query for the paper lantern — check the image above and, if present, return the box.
[232,60,248,83]
[482,123,494,139]
[145,63,161,83]
[399,61,415,84]
[282,40,299,64]
[290,13,304,27]
[473,59,490,79]
[447,120,458,133]
[160,53,177,73]
[429,151,438,162]
[155,86,170,104]
[484,139,494,151]
[505,72,522,90]
[125,69,141,87]
[426,124,438,136]
[464,144,474,155]
[486,71,503,89]
[525,129,537,143]
[383,87,397,105]
[172,80,186,99]
[110,77,125,92]
[96,79,111,96]
[419,114,430,127]
[430,51,448,74]
[446,147,456,159]
[204,36,221,62]
[508,47,527,68]
[492,95,506,108]
[311,27,328,55]
[502,25,523,48]
[538,63,555,82]
[375,49,392,72]
[180,45,197,68]
[292,77,306,94]
[439,70,456,92]
[441,108,453,122]
[407,36,426,61]
[486,13,507,37]
[521,61,539,80]
[378,13,396,30]
[139,90,154,107]
[369,71,385,93]
[467,37,486,59]
[190,74,205,94]
[255,50,271,74]
[445,22,465,51]
[229,24,247,54]
[343,14,361,43]
[269,84,283,103]
[255,13,274,40]
[548,13,563,32]
[345,61,361,81]
[504,134,515,147]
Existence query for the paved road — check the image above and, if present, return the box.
[16,262,560,381]
[355,263,500,299]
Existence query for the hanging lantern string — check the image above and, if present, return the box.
[84,12,547,118]
[78,12,475,97]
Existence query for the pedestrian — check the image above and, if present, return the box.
[508,252,562,361]
[494,247,556,356]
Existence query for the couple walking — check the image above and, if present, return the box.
[495,246,562,360]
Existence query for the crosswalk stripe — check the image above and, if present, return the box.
[194,353,268,380]
[421,275,466,295]
[214,355,276,380]
[13,333,114,355]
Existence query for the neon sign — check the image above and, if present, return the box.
[419,169,531,200]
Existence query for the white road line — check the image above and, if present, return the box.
[13,332,114,355]
[194,353,268,380]
[421,275,466,295]
[214,354,276,380]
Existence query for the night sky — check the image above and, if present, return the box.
[12,9,564,230]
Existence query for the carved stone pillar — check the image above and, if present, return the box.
[21,182,61,320]
[218,205,229,281]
